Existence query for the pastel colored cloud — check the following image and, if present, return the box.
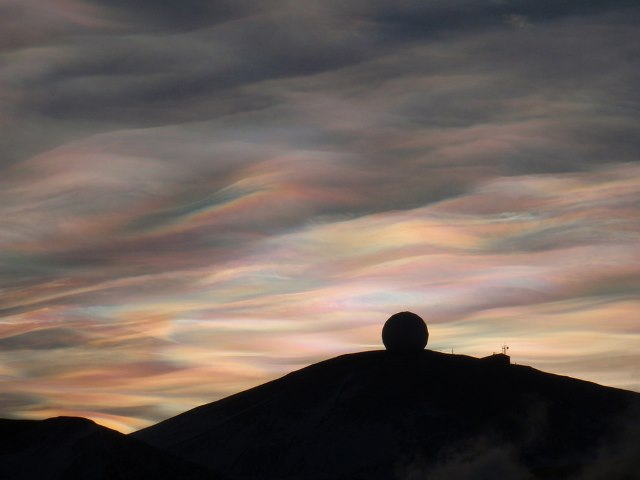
[0,1,638,432]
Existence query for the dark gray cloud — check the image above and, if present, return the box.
[5,0,637,127]
[371,0,640,39]
[0,393,42,415]
[0,328,87,350]
[1,0,637,182]
[20,16,373,123]
[88,0,259,31]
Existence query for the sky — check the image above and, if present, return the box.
[0,0,639,433]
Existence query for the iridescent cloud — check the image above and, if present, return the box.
[0,1,639,432]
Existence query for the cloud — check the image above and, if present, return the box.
[87,0,259,31]
[0,328,87,350]
[0,0,112,51]
[0,392,42,414]
[0,0,639,431]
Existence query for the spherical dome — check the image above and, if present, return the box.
[382,311,428,352]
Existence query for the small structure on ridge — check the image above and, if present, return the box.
[481,344,511,366]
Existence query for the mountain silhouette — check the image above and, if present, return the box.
[0,416,213,480]
[133,350,640,479]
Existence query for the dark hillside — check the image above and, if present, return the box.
[0,416,214,480]
[134,350,640,479]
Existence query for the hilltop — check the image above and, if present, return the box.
[133,350,640,479]
[0,416,213,480]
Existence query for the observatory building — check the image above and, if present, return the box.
[382,311,510,365]
[382,311,429,353]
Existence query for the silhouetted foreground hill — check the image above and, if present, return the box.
[0,416,213,480]
[134,351,640,480]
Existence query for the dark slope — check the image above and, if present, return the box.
[0,416,214,480]
[134,350,640,480]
